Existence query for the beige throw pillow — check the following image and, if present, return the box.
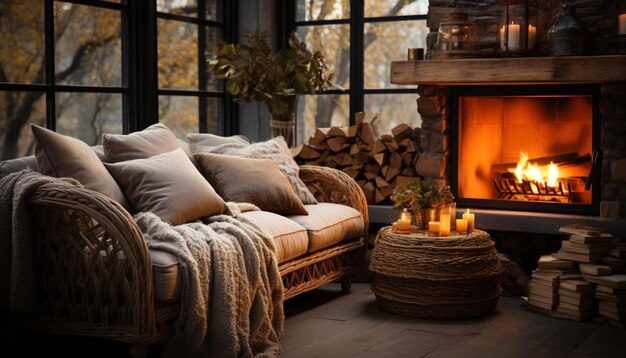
[103,123,182,162]
[194,152,309,216]
[190,136,317,205]
[105,148,229,225]
[31,124,130,210]
[186,133,250,147]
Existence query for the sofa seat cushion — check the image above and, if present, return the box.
[150,249,182,303]
[288,203,364,253]
[241,211,308,264]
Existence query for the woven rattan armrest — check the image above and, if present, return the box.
[298,165,369,236]
[25,183,162,343]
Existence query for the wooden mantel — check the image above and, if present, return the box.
[390,55,626,86]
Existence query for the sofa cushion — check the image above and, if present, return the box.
[241,211,308,263]
[190,136,317,205]
[150,249,182,303]
[288,203,364,253]
[103,123,182,162]
[186,133,250,147]
[105,148,229,225]
[30,125,130,210]
[194,152,308,215]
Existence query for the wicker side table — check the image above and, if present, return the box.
[369,226,502,319]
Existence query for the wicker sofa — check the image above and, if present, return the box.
[0,128,368,355]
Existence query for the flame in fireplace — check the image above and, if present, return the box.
[510,152,560,187]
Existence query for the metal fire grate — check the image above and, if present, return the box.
[493,179,573,203]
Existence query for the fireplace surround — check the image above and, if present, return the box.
[369,55,626,236]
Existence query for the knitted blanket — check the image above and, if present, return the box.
[0,170,80,314]
[135,203,284,357]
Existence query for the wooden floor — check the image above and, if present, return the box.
[281,283,626,358]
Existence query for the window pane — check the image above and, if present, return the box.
[202,97,221,134]
[297,25,350,90]
[158,19,198,90]
[0,91,46,160]
[157,0,219,21]
[365,0,428,17]
[159,96,199,139]
[364,20,428,89]
[203,27,220,91]
[56,93,122,146]
[296,0,349,21]
[54,3,122,87]
[0,0,45,84]
[296,94,349,145]
[364,93,422,135]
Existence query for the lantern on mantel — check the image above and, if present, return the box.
[616,0,626,54]
[498,0,537,56]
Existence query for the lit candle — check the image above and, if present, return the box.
[499,25,506,49]
[508,22,520,49]
[462,209,475,232]
[528,24,536,49]
[428,221,440,235]
[439,213,450,236]
[456,219,468,234]
[620,14,626,35]
[396,208,411,231]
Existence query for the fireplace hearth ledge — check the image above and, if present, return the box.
[368,205,626,237]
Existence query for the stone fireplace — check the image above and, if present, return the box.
[373,0,626,235]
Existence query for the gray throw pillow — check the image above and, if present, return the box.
[105,148,230,225]
[31,124,130,210]
[190,136,317,205]
[194,152,309,216]
[103,123,182,162]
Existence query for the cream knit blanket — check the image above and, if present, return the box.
[135,203,284,357]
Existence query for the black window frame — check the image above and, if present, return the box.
[278,0,427,128]
[0,0,238,160]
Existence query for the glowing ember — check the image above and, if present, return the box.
[509,152,560,188]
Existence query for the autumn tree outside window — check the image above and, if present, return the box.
[282,0,429,145]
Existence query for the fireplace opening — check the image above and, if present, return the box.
[450,85,601,215]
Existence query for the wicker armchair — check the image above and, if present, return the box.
[16,165,367,355]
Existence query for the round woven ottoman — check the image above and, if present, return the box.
[369,227,502,319]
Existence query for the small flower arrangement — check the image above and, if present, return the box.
[390,180,454,212]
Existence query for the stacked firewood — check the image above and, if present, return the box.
[293,112,421,204]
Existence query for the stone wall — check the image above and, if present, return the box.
[600,83,626,218]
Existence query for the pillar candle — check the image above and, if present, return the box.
[528,24,536,49]
[428,221,440,235]
[620,14,626,35]
[462,209,475,232]
[456,219,468,234]
[396,209,411,231]
[508,22,520,49]
[499,26,506,49]
[439,214,450,236]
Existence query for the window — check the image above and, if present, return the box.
[0,0,234,161]
[283,0,428,144]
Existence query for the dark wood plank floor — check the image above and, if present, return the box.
[281,283,626,358]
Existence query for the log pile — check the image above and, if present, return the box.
[293,112,421,204]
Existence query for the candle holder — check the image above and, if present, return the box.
[498,0,537,56]
[393,208,413,233]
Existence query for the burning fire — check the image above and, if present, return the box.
[510,152,560,187]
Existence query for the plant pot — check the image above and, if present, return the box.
[414,207,440,231]
[267,95,298,147]
[269,117,294,147]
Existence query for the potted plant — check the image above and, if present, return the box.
[390,180,454,230]
[206,31,335,146]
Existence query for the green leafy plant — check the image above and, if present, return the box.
[206,31,336,121]
[390,180,454,212]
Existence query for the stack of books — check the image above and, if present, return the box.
[602,244,626,274]
[584,274,626,326]
[554,224,615,264]
[554,280,596,321]
[526,255,578,312]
